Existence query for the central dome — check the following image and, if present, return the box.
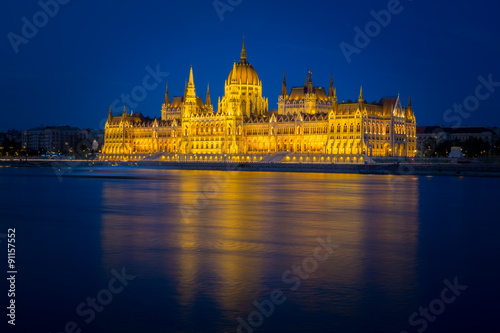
[227,39,260,86]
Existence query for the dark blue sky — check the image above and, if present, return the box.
[1,0,499,132]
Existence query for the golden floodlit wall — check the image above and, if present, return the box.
[101,39,416,163]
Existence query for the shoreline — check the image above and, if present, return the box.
[1,160,500,177]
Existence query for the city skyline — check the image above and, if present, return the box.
[2,0,500,132]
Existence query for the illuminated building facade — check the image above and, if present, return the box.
[102,39,416,163]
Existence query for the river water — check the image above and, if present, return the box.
[0,167,498,332]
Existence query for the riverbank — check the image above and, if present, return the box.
[2,159,500,177]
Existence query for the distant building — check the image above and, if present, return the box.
[22,126,81,152]
[6,129,22,144]
[416,126,498,154]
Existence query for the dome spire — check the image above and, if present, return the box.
[241,36,247,60]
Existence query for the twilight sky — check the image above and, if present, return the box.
[1,0,499,132]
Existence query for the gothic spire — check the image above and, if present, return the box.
[206,83,211,107]
[281,70,288,97]
[108,106,112,121]
[328,72,335,98]
[164,83,170,107]
[359,86,364,102]
[188,65,194,87]
[122,105,127,117]
[307,68,313,94]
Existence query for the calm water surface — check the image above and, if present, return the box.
[0,167,498,333]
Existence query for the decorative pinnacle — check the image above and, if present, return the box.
[241,36,247,60]
[188,65,194,86]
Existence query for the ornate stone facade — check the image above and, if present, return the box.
[102,39,416,163]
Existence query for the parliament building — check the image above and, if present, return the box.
[101,39,416,163]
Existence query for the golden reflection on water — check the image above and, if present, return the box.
[100,170,419,320]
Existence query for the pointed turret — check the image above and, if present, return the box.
[163,83,170,107]
[232,60,237,82]
[185,66,196,100]
[281,70,288,98]
[406,96,413,119]
[328,73,335,99]
[122,105,127,117]
[183,66,198,117]
[206,83,212,107]
[241,36,247,60]
[188,65,194,87]
[108,106,113,122]
[304,75,308,91]
[307,69,313,94]
[358,86,365,112]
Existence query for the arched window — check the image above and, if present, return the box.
[343,124,348,132]
[356,123,361,132]
[350,123,354,132]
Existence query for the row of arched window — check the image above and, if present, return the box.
[330,123,361,133]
